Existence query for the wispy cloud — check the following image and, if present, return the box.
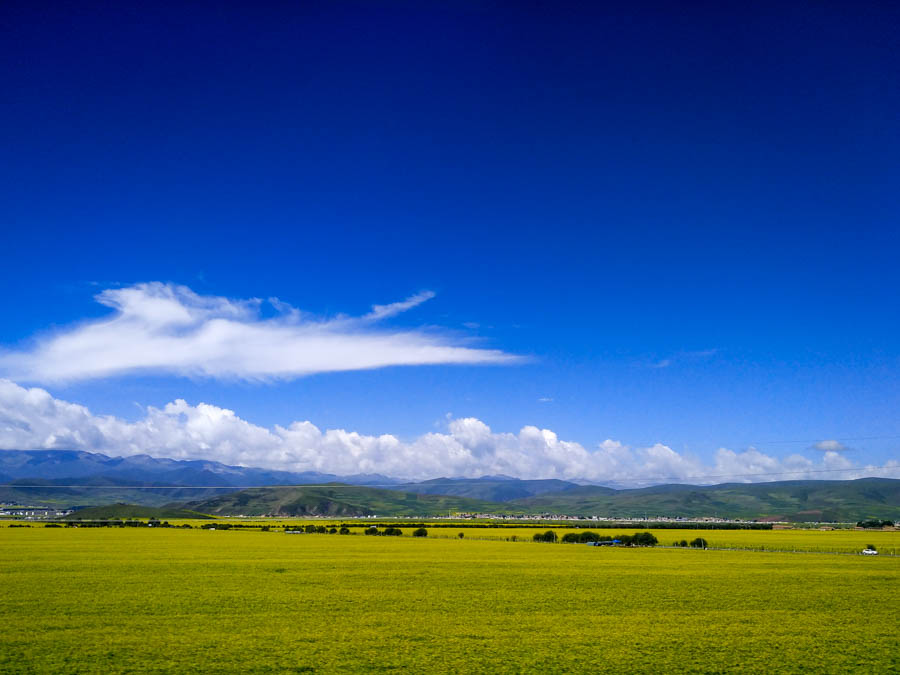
[810,440,851,452]
[1,380,895,484]
[362,290,436,321]
[647,349,717,369]
[0,283,519,383]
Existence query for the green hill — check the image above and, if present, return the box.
[177,484,513,517]
[63,504,213,520]
[400,477,579,501]
[177,478,900,521]
[508,478,900,521]
[18,475,900,522]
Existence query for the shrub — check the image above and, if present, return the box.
[632,532,658,547]
[867,544,877,552]
[690,537,708,549]
[533,530,557,543]
[364,526,379,536]
[383,527,402,536]
[305,524,317,534]
[412,527,428,537]
[458,532,465,539]
[328,527,337,534]
[339,526,350,535]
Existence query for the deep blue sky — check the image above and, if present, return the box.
[2,2,898,470]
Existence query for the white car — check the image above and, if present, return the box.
[861,549,878,556]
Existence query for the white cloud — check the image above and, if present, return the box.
[1,379,897,484]
[811,440,850,452]
[363,290,436,321]
[0,283,518,383]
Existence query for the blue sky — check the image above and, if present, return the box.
[1,2,898,482]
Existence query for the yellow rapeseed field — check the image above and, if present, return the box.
[139,519,899,555]
[1,526,897,673]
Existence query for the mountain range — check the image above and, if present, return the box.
[0,450,394,507]
[2,450,899,521]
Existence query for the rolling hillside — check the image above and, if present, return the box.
[178,478,900,521]
[507,478,900,521]
[177,484,513,517]
[399,476,578,501]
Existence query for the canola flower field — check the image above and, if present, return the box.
[301,522,900,555]
[1,526,898,673]
[48,518,893,555]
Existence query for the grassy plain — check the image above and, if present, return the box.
[1,528,898,673]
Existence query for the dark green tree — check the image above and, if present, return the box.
[633,532,658,547]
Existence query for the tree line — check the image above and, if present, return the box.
[533,530,660,546]
[857,520,894,529]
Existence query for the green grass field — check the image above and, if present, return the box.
[1,528,897,673]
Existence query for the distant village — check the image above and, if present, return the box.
[0,505,74,519]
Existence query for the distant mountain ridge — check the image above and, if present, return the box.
[0,449,400,508]
[2,450,899,521]
[0,449,394,486]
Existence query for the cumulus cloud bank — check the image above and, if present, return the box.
[0,283,518,383]
[1,380,896,484]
